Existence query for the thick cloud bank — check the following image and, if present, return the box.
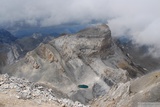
[0,0,160,56]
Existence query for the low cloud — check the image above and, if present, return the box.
[0,0,109,27]
[0,0,160,56]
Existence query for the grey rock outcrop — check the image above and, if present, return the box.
[0,74,90,107]
[92,70,160,107]
[2,24,144,104]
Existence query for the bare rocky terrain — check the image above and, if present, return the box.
[92,70,160,107]
[0,74,90,107]
[2,24,146,104]
[0,24,160,107]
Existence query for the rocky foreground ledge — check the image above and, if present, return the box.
[0,74,90,107]
[91,71,160,107]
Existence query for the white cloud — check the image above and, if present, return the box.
[0,0,160,56]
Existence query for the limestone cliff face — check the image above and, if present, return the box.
[2,24,144,104]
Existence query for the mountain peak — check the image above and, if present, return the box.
[2,24,145,104]
[95,24,109,31]
[77,24,110,39]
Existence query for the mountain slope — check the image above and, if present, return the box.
[116,37,160,71]
[0,31,53,72]
[0,29,18,70]
[2,24,145,104]
[14,33,53,57]
[92,70,160,107]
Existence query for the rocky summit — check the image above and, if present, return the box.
[1,24,157,107]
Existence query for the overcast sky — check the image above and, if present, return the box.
[0,0,160,56]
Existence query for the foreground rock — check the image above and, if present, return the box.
[0,74,90,107]
[92,71,160,107]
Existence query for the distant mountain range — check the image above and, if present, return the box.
[0,29,17,44]
[8,24,90,38]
